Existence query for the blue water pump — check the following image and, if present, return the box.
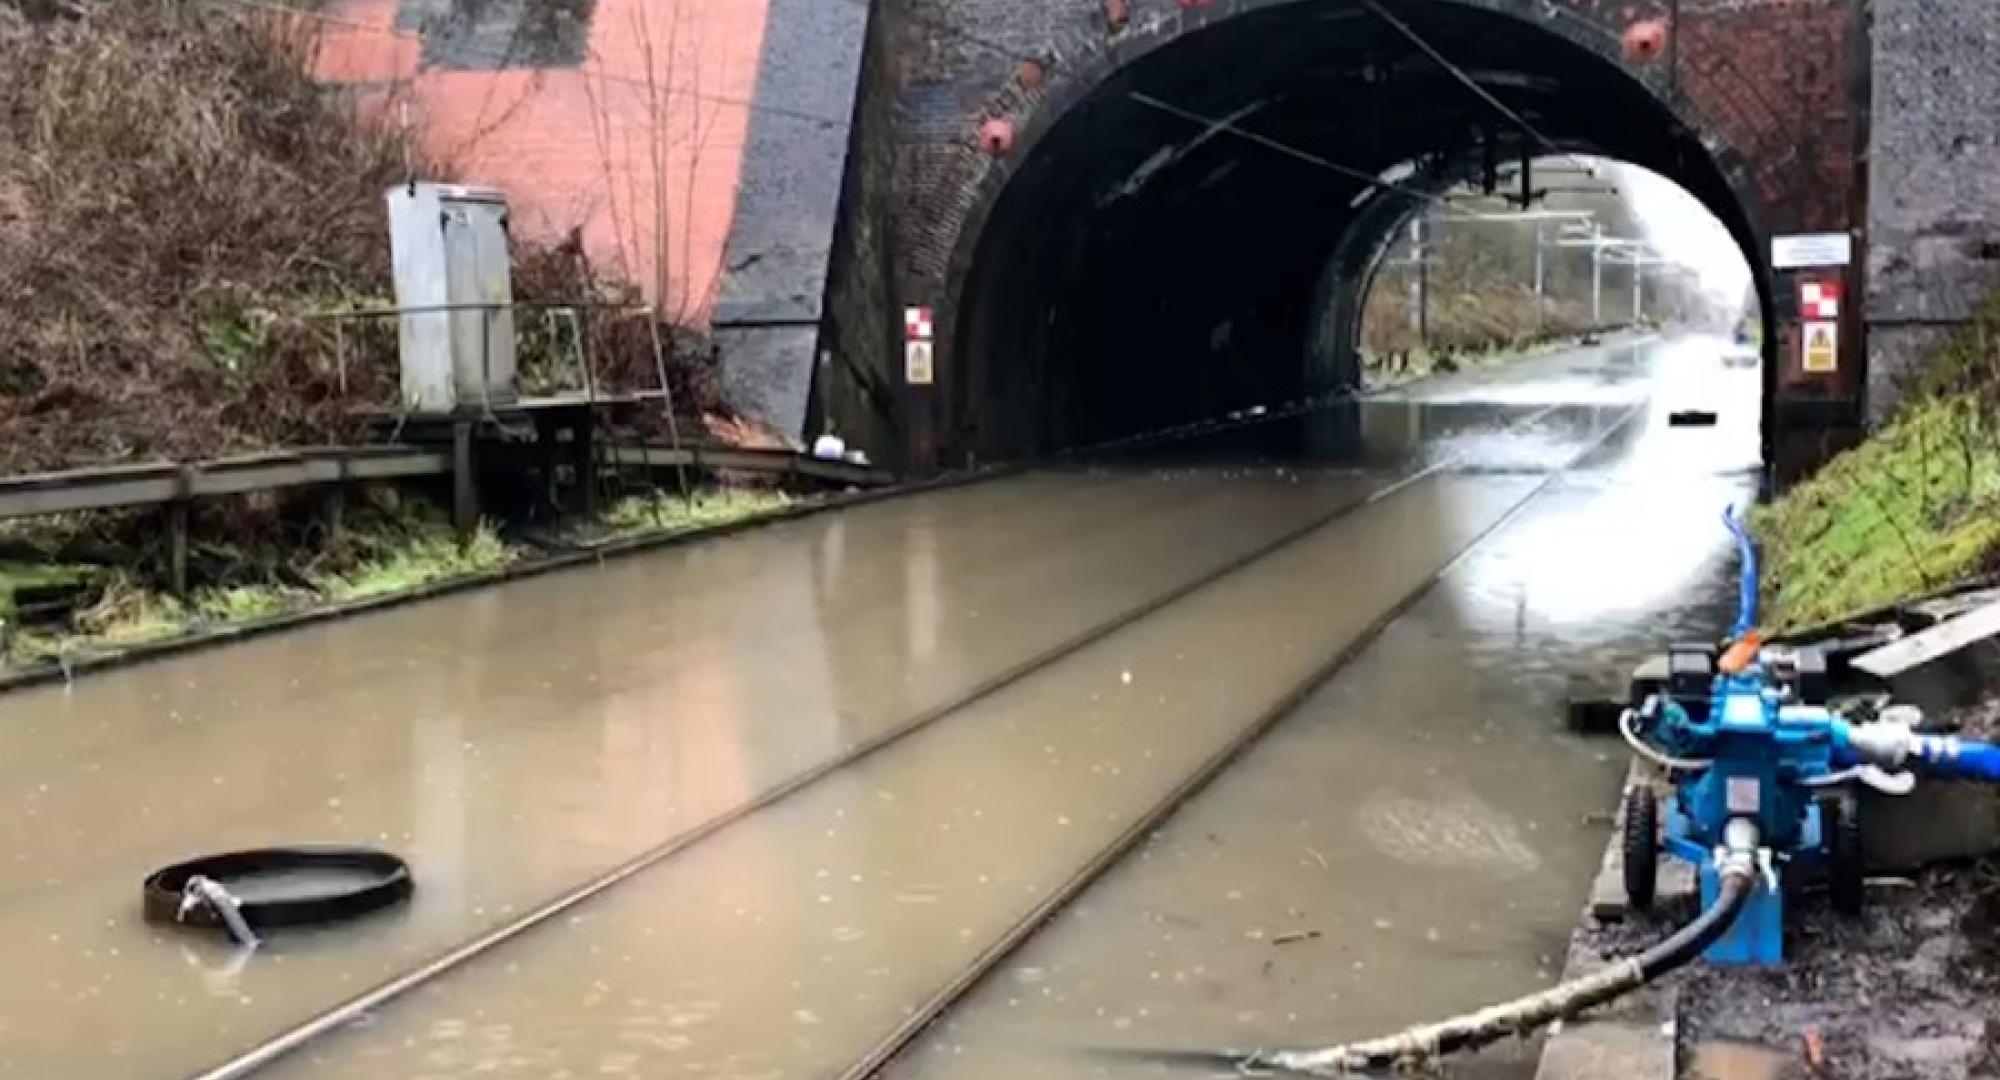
[1621,508,2000,966]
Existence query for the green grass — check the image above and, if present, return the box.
[1753,393,2000,631]
[313,520,514,602]
[600,487,792,536]
[8,573,190,663]
[192,584,300,623]
[0,561,100,620]
[0,484,789,670]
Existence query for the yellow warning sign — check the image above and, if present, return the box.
[1803,320,1838,374]
[905,340,935,386]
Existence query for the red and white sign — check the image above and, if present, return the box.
[1800,282,1841,321]
[904,307,936,386]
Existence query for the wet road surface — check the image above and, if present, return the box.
[0,335,1755,1078]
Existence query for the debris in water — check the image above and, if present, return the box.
[1270,930,1321,947]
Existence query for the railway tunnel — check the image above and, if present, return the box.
[0,2,1926,1077]
[944,0,1772,461]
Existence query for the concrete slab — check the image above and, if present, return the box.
[1540,765,1695,1080]
[1536,982,1677,1080]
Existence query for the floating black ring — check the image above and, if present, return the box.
[142,846,413,933]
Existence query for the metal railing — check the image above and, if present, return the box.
[306,299,691,499]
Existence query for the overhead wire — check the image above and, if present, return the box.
[1353,0,1601,179]
[826,0,1594,210]
[1127,94,1448,206]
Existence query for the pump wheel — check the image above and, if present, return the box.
[1825,794,1865,916]
[1622,784,1658,914]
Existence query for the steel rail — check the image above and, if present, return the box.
[185,403,1567,1080]
[834,403,1644,1080]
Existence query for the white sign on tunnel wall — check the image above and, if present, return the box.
[1772,232,1853,270]
[904,306,935,386]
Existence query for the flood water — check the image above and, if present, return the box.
[0,335,1757,1078]
[889,351,1759,1077]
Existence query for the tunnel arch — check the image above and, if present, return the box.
[937,0,1778,464]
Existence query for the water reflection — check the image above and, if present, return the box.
[0,462,1401,1076]
[272,475,1540,1079]
[884,334,1760,1079]
[0,334,1759,1077]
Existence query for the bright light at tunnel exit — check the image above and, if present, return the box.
[1609,159,1754,306]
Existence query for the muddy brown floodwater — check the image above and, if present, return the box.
[0,336,1756,1079]
[0,467,1384,1078]
[888,387,1757,1078]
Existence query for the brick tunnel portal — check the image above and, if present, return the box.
[947,0,1773,462]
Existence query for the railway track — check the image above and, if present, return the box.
[187,402,1624,1080]
[835,404,1641,1080]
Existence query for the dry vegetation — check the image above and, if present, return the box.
[1361,280,1602,378]
[0,0,409,471]
[0,0,754,668]
[0,0,722,476]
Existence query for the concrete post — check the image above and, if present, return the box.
[1532,225,1546,327]
[1408,215,1427,344]
[1591,230,1604,324]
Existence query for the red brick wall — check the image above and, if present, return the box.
[315,0,773,326]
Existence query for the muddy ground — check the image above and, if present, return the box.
[1670,688,2000,1080]
[1677,859,2000,1079]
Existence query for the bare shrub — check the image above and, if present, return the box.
[0,0,422,471]
[0,0,728,475]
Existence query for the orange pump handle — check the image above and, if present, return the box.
[1716,631,1763,674]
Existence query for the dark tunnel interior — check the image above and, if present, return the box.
[950,0,1770,463]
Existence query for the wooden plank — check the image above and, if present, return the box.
[1852,595,2000,677]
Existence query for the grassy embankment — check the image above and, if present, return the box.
[1753,295,2000,631]
[0,487,791,667]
